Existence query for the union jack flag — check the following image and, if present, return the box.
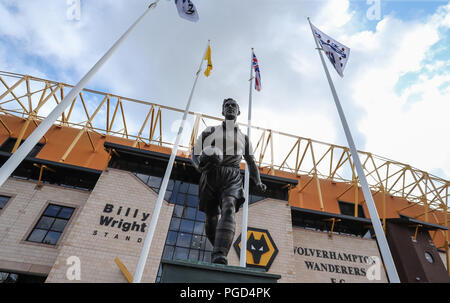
[252,51,261,91]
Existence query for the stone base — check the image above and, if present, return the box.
[160,259,281,283]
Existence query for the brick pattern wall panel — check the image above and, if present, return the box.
[0,178,89,275]
[228,199,296,283]
[46,169,173,283]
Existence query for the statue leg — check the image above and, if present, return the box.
[211,196,236,265]
[205,214,218,246]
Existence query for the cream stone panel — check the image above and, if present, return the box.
[46,169,173,283]
[292,227,388,283]
[228,198,296,283]
[0,178,90,275]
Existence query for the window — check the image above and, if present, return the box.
[0,138,45,157]
[424,252,434,264]
[0,195,10,212]
[155,179,213,282]
[338,201,366,218]
[0,271,46,283]
[27,204,75,245]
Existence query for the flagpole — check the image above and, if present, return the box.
[307,17,400,283]
[133,41,209,283]
[240,48,254,267]
[0,1,160,189]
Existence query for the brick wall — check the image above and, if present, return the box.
[228,199,297,283]
[46,169,173,283]
[0,178,89,276]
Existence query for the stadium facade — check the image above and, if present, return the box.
[0,72,448,283]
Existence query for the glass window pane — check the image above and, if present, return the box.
[202,251,211,262]
[175,194,185,205]
[173,205,183,218]
[174,247,189,260]
[57,207,74,219]
[0,196,9,209]
[166,231,177,245]
[188,184,198,195]
[164,190,172,202]
[189,249,199,261]
[43,231,61,245]
[193,221,204,235]
[179,219,194,233]
[162,245,174,260]
[147,176,162,188]
[44,205,61,217]
[27,229,47,243]
[183,207,197,220]
[167,179,174,191]
[169,218,180,231]
[191,234,203,249]
[186,195,198,207]
[51,219,68,232]
[172,181,180,195]
[36,216,55,229]
[136,173,149,184]
[196,210,206,222]
[176,233,192,248]
[202,237,213,251]
[169,192,178,204]
[179,182,189,193]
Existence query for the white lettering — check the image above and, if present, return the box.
[66,256,81,280]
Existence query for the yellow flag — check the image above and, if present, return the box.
[204,44,213,77]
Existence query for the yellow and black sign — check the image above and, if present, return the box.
[233,227,278,271]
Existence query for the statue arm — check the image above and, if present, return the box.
[191,132,204,173]
[191,127,214,173]
[243,135,266,192]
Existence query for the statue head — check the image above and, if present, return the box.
[222,98,240,121]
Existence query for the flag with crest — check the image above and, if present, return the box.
[310,23,350,77]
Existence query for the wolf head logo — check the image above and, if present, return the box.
[247,233,270,264]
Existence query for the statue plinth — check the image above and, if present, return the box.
[160,259,281,283]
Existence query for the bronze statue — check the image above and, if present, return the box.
[191,98,266,265]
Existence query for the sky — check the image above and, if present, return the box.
[0,0,449,180]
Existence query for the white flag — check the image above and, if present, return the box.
[311,24,350,77]
[175,0,199,22]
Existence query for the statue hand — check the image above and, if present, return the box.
[256,182,267,192]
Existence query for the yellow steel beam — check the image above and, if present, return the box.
[133,106,154,148]
[296,140,311,174]
[354,178,359,217]
[114,257,133,283]
[11,117,32,153]
[60,127,86,162]
[382,186,386,233]
[0,117,12,136]
[279,138,299,170]
[0,76,27,112]
[336,183,354,200]
[119,100,128,139]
